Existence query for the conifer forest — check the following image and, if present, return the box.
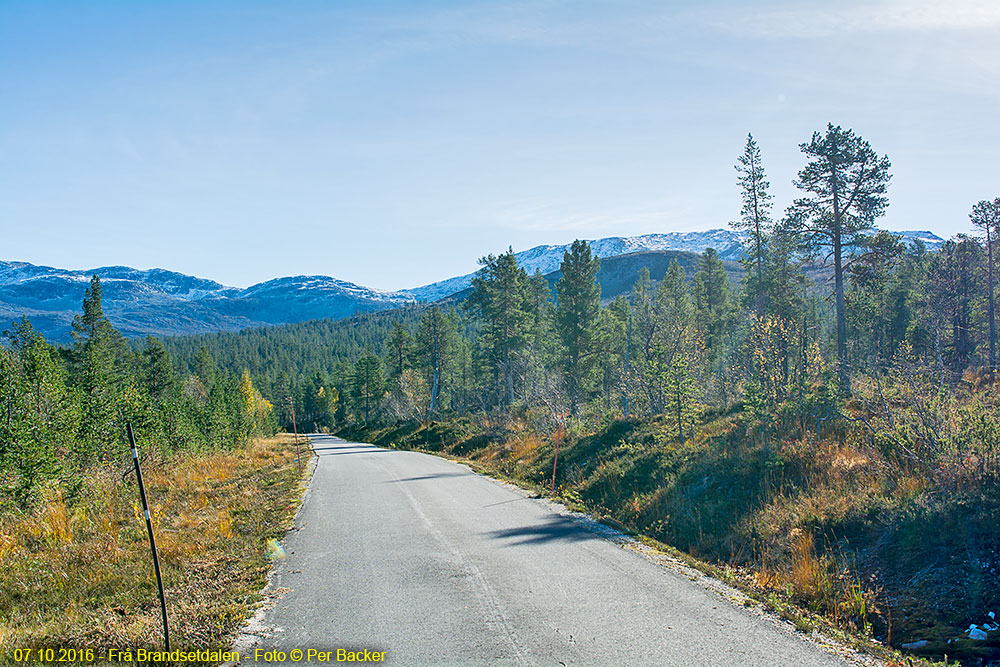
[4,125,1000,660]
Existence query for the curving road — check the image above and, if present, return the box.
[242,435,869,666]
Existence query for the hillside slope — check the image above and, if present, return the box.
[404,228,942,301]
[0,261,414,341]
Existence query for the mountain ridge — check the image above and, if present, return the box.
[0,261,414,341]
[0,228,945,341]
[402,228,944,301]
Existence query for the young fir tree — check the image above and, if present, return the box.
[195,346,217,389]
[141,336,177,400]
[1,319,72,503]
[555,240,601,415]
[692,248,732,363]
[630,267,656,415]
[657,259,698,436]
[787,124,891,394]
[70,275,129,459]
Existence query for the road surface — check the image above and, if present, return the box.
[242,435,867,666]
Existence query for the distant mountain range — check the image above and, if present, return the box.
[402,228,944,301]
[0,228,945,342]
[0,262,413,342]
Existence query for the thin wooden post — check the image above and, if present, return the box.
[289,398,301,473]
[551,416,564,494]
[126,423,170,652]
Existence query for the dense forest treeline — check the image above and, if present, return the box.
[0,276,274,507]
[164,126,1000,459]
[4,122,1000,655]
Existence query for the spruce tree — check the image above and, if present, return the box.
[387,321,412,381]
[657,258,692,327]
[630,267,656,415]
[523,270,557,405]
[142,336,176,399]
[353,347,384,424]
[596,296,629,414]
[555,240,601,415]
[195,346,217,388]
[657,259,697,429]
[70,275,127,459]
[692,248,732,362]
[1,319,70,503]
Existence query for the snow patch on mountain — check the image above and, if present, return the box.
[0,227,947,340]
[239,275,414,303]
[0,262,414,341]
[402,228,945,302]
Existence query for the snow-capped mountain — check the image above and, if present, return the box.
[873,230,944,249]
[0,261,414,342]
[0,227,946,341]
[0,261,241,308]
[402,228,944,302]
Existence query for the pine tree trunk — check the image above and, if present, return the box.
[675,390,683,441]
[988,227,996,372]
[936,327,945,387]
[623,312,631,419]
[429,317,440,417]
[832,191,849,395]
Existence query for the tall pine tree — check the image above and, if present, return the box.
[466,249,533,408]
[788,124,891,394]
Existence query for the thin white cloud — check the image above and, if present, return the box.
[482,197,702,234]
[381,1,698,52]
[707,0,1000,38]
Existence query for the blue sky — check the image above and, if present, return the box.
[1,1,998,290]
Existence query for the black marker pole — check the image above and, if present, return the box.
[126,422,170,652]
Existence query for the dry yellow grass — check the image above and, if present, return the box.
[789,530,823,599]
[0,433,310,658]
[509,433,545,464]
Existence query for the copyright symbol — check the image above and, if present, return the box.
[291,649,303,661]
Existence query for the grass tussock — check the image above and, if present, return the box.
[0,434,310,655]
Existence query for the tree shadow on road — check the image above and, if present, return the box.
[312,445,393,454]
[381,471,473,483]
[483,515,602,547]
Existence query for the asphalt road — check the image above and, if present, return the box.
[244,435,866,666]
